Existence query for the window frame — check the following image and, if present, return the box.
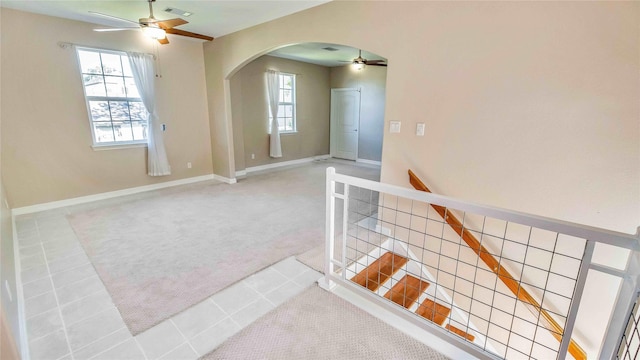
[75,47,148,148]
[268,72,297,134]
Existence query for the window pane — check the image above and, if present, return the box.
[101,53,123,76]
[93,122,115,143]
[124,77,139,98]
[283,89,292,103]
[283,75,292,89]
[88,101,110,121]
[78,50,103,74]
[278,105,286,118]
[109,101,130,120]
[131,121,148,140]
[113,121,134,142]
[121,57,133,77]
[129,102,147,120]
[277,118,284,129]
[84,75,106,96]
[286,118,293,130]
[105,76,126,97]
[284,105,293,117]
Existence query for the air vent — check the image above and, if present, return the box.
[322,47,340,52]
[164,7,193,17]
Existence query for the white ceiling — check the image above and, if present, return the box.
[268,43,386,67]
[0,1,386,67]
[0,0,330,39]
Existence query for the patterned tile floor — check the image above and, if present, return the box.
[15,206,322,360]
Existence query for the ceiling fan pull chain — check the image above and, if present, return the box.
[154,42,163,78]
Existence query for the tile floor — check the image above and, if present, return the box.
[15,207,322,360]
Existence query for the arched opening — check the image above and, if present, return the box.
[226,42,388,178]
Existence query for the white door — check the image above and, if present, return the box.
[330,88,360,160]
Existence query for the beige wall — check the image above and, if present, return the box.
[231,55,330,171]
[1,9,213,208]
[203,2,639,357]
[330,65,386,162]
[203,0,639,233]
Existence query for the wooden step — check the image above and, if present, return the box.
[415,298,451,325]
[446,324,475,342]
[351,252,408,291]
[383,275,430,309]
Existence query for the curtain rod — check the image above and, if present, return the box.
[57,41,156,59]
[266,68,302,76]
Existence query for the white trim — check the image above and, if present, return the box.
[212,174,237,184]
[235,170,247,178]
[91,143,147,151]
[11,214,30,360]
[243,155,330,174]
[356,158,381,166]
[11,174,216,215]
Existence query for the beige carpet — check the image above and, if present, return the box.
[202,286,449,360]
[68,160,379,335]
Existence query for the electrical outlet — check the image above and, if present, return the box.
[416,123,425,136]
[187,162,192,169]
[389,121,401,133]
[251,153,255,160]
[162,124,166,131]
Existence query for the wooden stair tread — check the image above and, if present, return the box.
[384,275,430,309]
[416,298,451,325]
[446,324,475,342]
[351,252,408,291]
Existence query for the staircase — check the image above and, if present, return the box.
[345,242,479,345]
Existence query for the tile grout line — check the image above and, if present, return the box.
[169,319,200,357]
[155,340,190,360]
[25,286,108,322]
[21,260,92,287]
[85,332,131,360]
[36,219,75,360]
[74,326,129,358]
[133,338,149,360]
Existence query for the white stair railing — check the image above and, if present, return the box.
[321,167,640,360]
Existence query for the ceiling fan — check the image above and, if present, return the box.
[340,50,387,70]
[90,0,213,45]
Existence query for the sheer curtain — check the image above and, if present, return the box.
[266,70,282,158]
[127,52,171,176]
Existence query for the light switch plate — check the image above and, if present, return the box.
[390,121,401,133]
[416,123,425,136]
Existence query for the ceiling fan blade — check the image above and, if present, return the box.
[165,28,214,41]
[158,37,170,45]
[93,27,139,32]
[365,59,386,64]
[89,11,139,26]
[156,18,189,29]
[369,63,388,67]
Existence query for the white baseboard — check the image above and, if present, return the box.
[12,174,216,215]
[356,158,382,166]
[213,174,237,184]
[236,155,330,177]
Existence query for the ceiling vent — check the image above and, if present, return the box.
[322,47,340,52]
[164,7,193,17]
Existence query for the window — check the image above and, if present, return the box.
[269,73,296,133]
[76,48,147,146]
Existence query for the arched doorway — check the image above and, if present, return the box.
[227,42,388,178]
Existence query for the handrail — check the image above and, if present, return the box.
[408,169,587,360]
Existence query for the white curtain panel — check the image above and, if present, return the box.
[266,70,282,158]
[128,52,171,176]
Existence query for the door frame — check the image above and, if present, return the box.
[330,88,361,160]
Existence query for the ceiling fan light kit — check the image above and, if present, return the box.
[90,0,213,45]
[142,25,166,40]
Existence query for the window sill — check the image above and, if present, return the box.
[269,131,298,135]
[92,142,148,151]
